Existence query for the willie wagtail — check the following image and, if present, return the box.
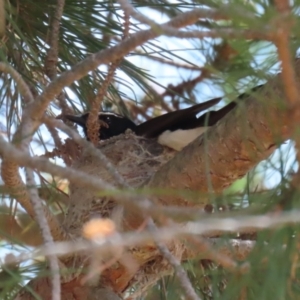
[64,97,238,151]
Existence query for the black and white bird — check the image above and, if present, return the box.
[64,98,236,151]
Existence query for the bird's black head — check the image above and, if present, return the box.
[65,112,137,140]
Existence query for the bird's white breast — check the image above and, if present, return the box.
[157,127,208,151]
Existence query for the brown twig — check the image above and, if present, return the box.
[118,0,269,41]
[147,219,202,300]
[2,210,299,268]
[145,54,204,71]
[273,0,300,193]
[118,0,224,26]
[44,0,71,115]
[161,71,209,100]
[45,0,65,79]
[44,123,72,166]
[273,0,299,106]
[25,168,61,300]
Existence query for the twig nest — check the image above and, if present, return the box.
[62,131,185,295]
[64,131,175,236]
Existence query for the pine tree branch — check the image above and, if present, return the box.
[3,210,298,267]
[146,60,300,208]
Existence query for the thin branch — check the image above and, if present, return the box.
[273,0,299,106]
[273,0,300,193]
[154,28,268,40]
[45,0,65,79]
[2,210,299,267]
[145,54,204,70]
[44,123,72,165]
[161,72,208,99]
[118,0,226,26]
[44,0,70,114]
[147,219,202,300]
[25,168,61,300]
[86,62,118,143]
[121,2,131,39]
[118,0,269,40]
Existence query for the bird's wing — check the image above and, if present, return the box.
[135,97,222,138]
[194,84,265,127]
[193,101,237,127]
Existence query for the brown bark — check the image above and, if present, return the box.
[146,63,298,207]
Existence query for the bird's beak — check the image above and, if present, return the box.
[64,115,86,127]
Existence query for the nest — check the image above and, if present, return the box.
[62,131,186,294]
[63,131,175,234]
